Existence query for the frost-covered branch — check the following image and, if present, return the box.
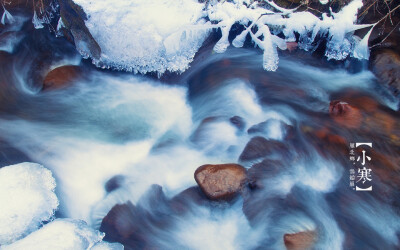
[209,0,374,71]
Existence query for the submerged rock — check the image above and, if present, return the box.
[284,230,317,250]
[42,65,82,90]
[329,100,362,128]
[371,49,400,98]
[239,136,289,162]
[194,164,247,200]
[229,116,246,131]
[100,202,136,242]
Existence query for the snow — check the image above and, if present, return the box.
[72,0,209,74]
[2,219,123,250]
[0,163,58,245]
[69,0,373,73]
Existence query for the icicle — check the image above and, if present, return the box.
[213,21,234,53]
[352,25,375,60]
[1,6,15,25]
[232,29,249,48]
[32,10,44,29]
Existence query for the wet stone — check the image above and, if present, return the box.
[194,164,247,200]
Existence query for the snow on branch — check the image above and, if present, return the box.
[208,0,374,71]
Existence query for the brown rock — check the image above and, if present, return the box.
[284,230,317,250]
[329,100,362,128]
[194,164,247,200]
[371,49,400,97]
[42,65,82,90]
[286,42,298,52]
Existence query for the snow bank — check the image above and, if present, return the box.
[0,163,58,245]
[71,0,209,75]
[2,219,123,250]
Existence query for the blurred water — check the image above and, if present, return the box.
[0,17,400,250]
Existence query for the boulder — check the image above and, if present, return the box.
[42,65,82,90]
[239,136,289,161]
[194,164,247,200]
[284,230,317,250]
[329,100,362,128]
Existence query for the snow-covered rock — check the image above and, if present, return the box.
[0,162,58,245]
[2,219,123,250]
[71,0,209,75]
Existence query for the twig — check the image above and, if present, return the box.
[383,0,393,25]
[359,0,378,18]
[370,19,400,48]
[374,3,400,25]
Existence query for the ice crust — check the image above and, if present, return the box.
[2,219,123,250]
[0,163,58,245]
[68,0,373,74]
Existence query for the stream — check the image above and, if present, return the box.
[0,14,400,250]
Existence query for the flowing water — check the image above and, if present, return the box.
[1,16,400,250]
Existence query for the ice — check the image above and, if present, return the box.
[2,219,123,250]
[1,6,15,25]
[32,10,44,29]
[91,242,124,250]
[72,0,210,74]
[352,25,375,60]
[0,163,58,245]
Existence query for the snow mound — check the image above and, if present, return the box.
[0,162,59,245]
[2,219,123,250]
[72,0,209,75]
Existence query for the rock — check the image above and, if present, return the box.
[247,159,286,188]
[104,175,125,193]
[329,100,362,128]
[42,65,82,90]
[230,116,246,131]
[284,230,317,250]
[170,186,210,214]
[59,0,101,60]
[194,164,247,200]
[239,136,289,161]
[371,49,400,98]
[100,202,136,242]
[247,119,287,140]
[286,42,298,52]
